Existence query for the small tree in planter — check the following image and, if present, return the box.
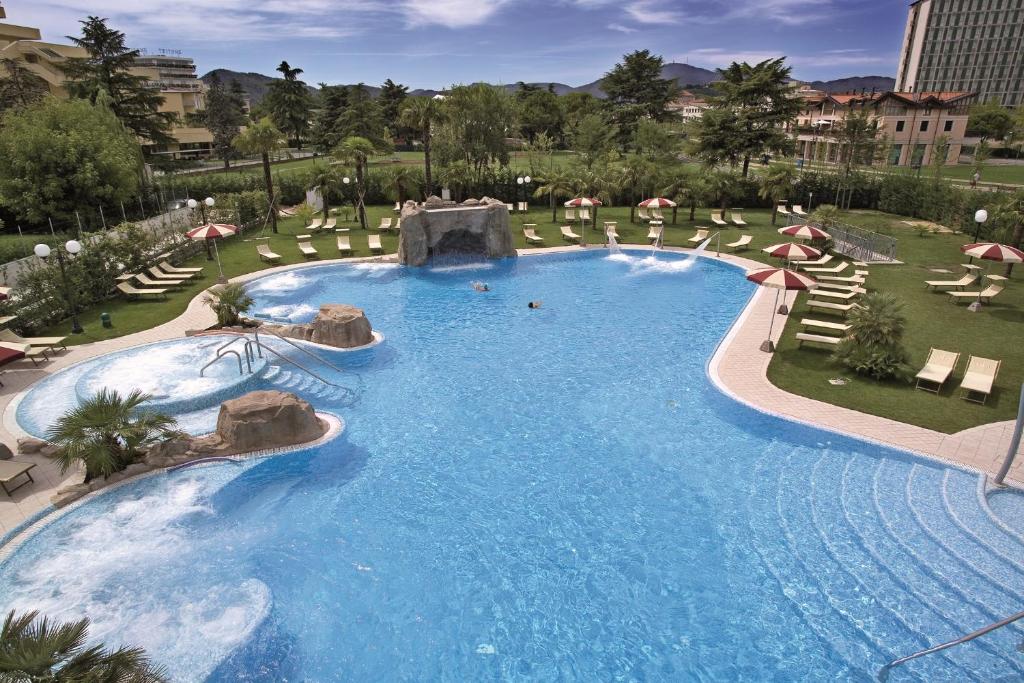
[832,292,912,381]
[204,283,254,327]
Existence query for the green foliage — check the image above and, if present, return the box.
[809,204,841,226]
[233,117,285,232]
[203,73,247,169]
[220,190,270,227]
[968,100,1015,141]
[0,609,166,682]
[265,61,313,147]
[62,16,176,146]
[571,113,617,169]
[832,110,882,172]
[433,84,515,172]
[0,98,142,223]
[518,88,564,143]
[400,96,445,196]
[600,49,678,143]
[0,57,48,114]
[758,165,796,224]
[560,92,601,143]
[204,282,253,327]
[333,83,390,148]
[47,388,181,482]
[832,292,912,381]
[379,78,409,136]
[312,84,350,152]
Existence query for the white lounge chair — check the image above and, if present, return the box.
[959,356,1000,404]
[796,333,843,348]
[647,223,663,243]
[117,282,166,300]
[517,202,528,213]
[731,209,747,227]
[777,202,791,216]
[523,225,544,244]
[257,243,282,263]
[651,209,664,220]
[810,288,863,301]
[505,203,514,212]
[0,341,48,366]
[377,217,392,231]
[816,281,864,292]
[688,228,709,245]
[792,205,808,217]
[799,318,851,334]
[368,234,384,253]
[604,223,620,240]
[580,208,591,221]
[393,201,401,212]
[136,273,186,289]
[797,254,834,269]
[305,217,324,232]
[726,235,752,252]
[560,225,580,243]
[816,271,869,283]
[298,239,318,258]
[565,208,576,221]
[915,348,960,393]
[337,235,352,255]
[0,329,66,353]
[148,266,196,282]
[925,273,976,290]
[710,211,727,226]
[949,285,1003,304]
[806,300,858,315]
[159,260,203,275]
[804,261,849,274]
[638,207,650,221]
[323,218,337,231]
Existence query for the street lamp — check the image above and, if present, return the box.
[342,176,351,221]
[973,208,988,242]
[187,196,215,224]
[35,239,84,334]
[516,176,531,214]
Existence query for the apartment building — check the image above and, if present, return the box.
[0,13,213,158]
[794,90,976,167]
[895,0,1024,107]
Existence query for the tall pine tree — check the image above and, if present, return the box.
[265,61,312,148]
[203,73,247,169]
[601,50,677,145]
[379,78,408,138]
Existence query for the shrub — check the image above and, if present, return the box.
[832,292,912,381]
[204,282,253,327]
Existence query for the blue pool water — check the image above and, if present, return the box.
[3,250,1024,681]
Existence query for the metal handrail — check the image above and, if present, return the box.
[254,328,345,373]
[877,610,1024,681]
[253,337,340,387]
[200,349,243,377]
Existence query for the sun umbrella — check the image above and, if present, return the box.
[186,223,237,283]
[959,242,1023,310]
[762,242,822,262]
[779,224,830,241]
[637,197,677,208]
[564,198,603,246]
[746,267,818,352]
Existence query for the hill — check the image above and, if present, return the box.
[809,76,896,94]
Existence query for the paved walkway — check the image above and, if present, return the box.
[1,246,1021,534]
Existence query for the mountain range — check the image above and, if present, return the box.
[201,64,895,105]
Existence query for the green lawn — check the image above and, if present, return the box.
[38,203,1022,433]
[779,159,1024,186]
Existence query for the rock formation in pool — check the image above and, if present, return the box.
[398,197,517,266]
[261,304,374,348]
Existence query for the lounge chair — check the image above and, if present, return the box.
[804,261,849,274]
[377,217,392,231]
[806,300,858,315]
[711,211,727,226]
[560,225,580,243]
[159,260,203,275]
[796,333,843,348]
[565,208,576,221]
[810,288,863,301]
[800,318,851,334]
[136,273,186,289]
[792,205,808,217]
[278,207,297,218]
[651,209,664,220]
[0,329,66,353]
[731,209,747,227]
[647,224,663,243]
[337,235,352,255]
[368,234,383,254]
[777,202,791,216]
[816,281,864,292]
[915,348,960,393]
[117,282,167,300]
[517,202,528,213]
[797,253,834,269]
[148,266,196,282]
[298,240,319,259]
[638,207,650,221]
[949,285,1003,304]
[0,458,36,496]
[323,218,337,231]
[395,218,401,231]
[305,217,324,232]
[604,223,621,240]
[393,201,401,212]
[959,356,1001,404]
[523,225,544,244]
[688,228,709,245]
[816,271,869,283]
[926,273,977,290]
[0,341,48,366]
[505,203,514,212]
[726,235,752,252]
[257,243,282,263]
[580,208,591,221]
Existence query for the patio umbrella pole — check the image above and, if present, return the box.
[214,239,226,283]
[761,289,780,353]
[994,383,1024,486]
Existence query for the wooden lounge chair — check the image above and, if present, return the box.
[915,348,960,393]
[148,266,196,282]
[926,273,977,290]
[337,235,352,255]
[257,244,282,263]
[731,209,747,227]
[804,261,849,274]
[298,240,319,259]
[159,260,203,275]
[117,282,167,299]
[792,205,808,217]
[800,318,851,334]
[305,217,324,232]
[0,329,66,353]
[604,223,620,240]
[560,225,580,243]
[726,235,752,252]
[777,202,791,216]
[136,273,186,289]
[651,209,664,220]
[368,234,383,254]
[959,356,1001,404]
[638,207,650,221]
[0,341,48,366]
[949,285,1003,304]
[505,203,514,212]
[0,458,36,496]
[565,208,576,221]
[688,228,709,245]
[710,211,727,226]
[797,253,834,269]
[393,201,401,212]
[517,202,528,213]
[647,223,663,243]
[523,225,544,244]
[806,300,857,316]
[796,332,843,348]
[323,218,337,231]
[816,271,869,283]
[816,281,865,292]
[810,288,863,301]
[580,208,591,221]
[377,217,392,231]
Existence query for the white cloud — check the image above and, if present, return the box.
[606,23,638,34]
[400,0,511,28]
[682,47,893,70]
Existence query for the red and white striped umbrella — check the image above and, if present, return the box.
[960,242,1024,263]
[564,197,603,207]
[779,224,830,240]
[186,223,237,240]
[638,197,677,208]
[746,267,818,291]
[762,242,822,261]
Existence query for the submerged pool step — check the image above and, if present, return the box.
[943,472,1024,569]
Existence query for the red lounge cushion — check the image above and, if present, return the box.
[0,346,26,366]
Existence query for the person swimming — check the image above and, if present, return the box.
[471,282,490,292]
[528,301,542,309]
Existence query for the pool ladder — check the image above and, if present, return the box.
[199,336,258,377]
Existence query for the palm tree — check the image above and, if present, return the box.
[706,170,739,212]
[532,169,575,223]
[758,165,796,225]
[399,97,445,197]
[47,389,181,483]
[616,155,654,223]
[308,164,346,219]
[992,190,1024,276]
[232,117,284,233]
[334,136,380,229]
[832,292,911,380]
[437,161,474,202]
[661,169,706,223]
[204,283,254,327]
[0,610,166,682]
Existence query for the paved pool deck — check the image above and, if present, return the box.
[0,245,1020,534]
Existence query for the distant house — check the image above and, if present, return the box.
[667,90,709,122]
[792,90,976,167]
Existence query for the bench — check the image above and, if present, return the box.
[796,332,843,348]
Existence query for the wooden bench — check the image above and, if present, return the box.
[806,300,858,316]
[796,332,843,348]
[800,318,851,334]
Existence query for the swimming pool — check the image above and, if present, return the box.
[2,250,1023,681]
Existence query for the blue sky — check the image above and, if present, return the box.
[8,0,907,88]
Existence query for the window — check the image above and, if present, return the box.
[944,120,954,132]
[920,120,930,132]
[896,120,906,132]
[889,144,903,165]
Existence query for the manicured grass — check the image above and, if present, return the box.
[779,159,1024,186]
[38,203,1021,433]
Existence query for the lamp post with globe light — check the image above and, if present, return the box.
[973,208,988,242]
[34,240,84,334]
[516,175,531,224]
[342,176,351,222]
[189,197,217,260]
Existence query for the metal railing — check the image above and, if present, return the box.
[817,220,899,263]
[877,609,1024,681]
[199,336,252,377]
[254,328,345,374]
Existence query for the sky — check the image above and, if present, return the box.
[6,0,908,89]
